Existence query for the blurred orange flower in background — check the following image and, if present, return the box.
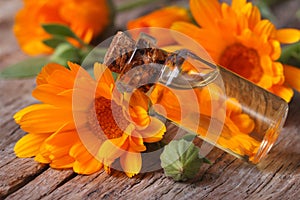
[14,0,110,55]
[172,0,300,102]
[127,6,191,46]
[127,6,190,30]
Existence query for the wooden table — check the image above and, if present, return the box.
[1,1,300,199]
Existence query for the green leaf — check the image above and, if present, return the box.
[182,134,197,142]
[112,72,119,81]
[116,0,160,12]
[255,1,277,22]
[0,57,49,78]
[296,9,300,20]
[279,42,300,68]
[42,24,77,38]
[82,47,107,62]
[42,24,86,46]
[42,37,70,49]
[50,43,80,66]
[80,47,107,68]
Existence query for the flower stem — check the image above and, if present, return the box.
[116,0,160,12]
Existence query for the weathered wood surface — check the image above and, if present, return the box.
[1,0,300,199]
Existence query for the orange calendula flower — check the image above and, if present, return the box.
[127,6,191,46]
[172,0,300,102]
[14,62,166,177]
[14,0,110,55]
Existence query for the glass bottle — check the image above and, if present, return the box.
[110,31,288,164]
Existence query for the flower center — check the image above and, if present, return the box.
[88,97,129,140]
[219,43,262,83]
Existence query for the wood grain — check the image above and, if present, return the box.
[0,0,300,199]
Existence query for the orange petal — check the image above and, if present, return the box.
[33,86,73,107]
[128,133,147,152]
[284,65,300,92]
[41,129,79,169]
[92,63,115,100]
[97,134,129,166]
[120,150,142,177]
[226,98,242,116]
[171,21,227,61]
[14,104,73,133]
[49,155,74,169]
[224,117,241,134]
[270,40,281,60]
[271,62,284,85]
[94,62,114,86]
[48,69,77,89]
[127,6,190,29]
[270,84,294,103]
[129,106,150,127]
[276,29,300,44]
[36,63,65,85]
[247,5,261,29]
[70,142,103,175]
[74,126,103,156]
[231,0,247,11]
[253,19,275,37]
[34,153,51,163]
[190,0,222,30]
[14,133,52,157]
[127,6,190,46]
[162,45,183,52]
[127,89,149,111]
[261,55,273,75]
[122,90,151,127]
[82,28,94,44]
[67,62,81,74]
[231,113,255,134]
[149,84,182,122]
[138,117,166,143]
[72,159,102,175]
[45,129,79,149]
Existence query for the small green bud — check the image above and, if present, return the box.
[160,139,209,181]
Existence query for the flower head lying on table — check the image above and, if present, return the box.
[14,62,166,177]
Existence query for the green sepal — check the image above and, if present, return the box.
[0,57,49,78]
[42,36,70,49]
[81,47,107,63]
[202,157,212,164]
[42,24,77,39]
[50,43,80,66]
[160,139,204,182]
[86,67,94,77]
